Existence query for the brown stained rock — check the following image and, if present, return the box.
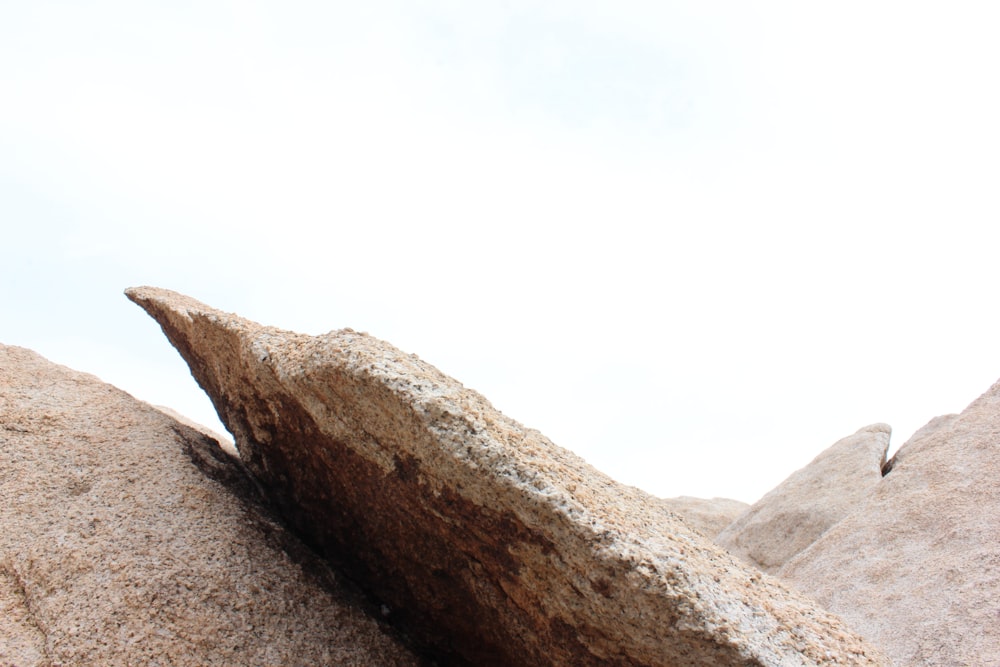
[658,496,750,539]
[779,388,1000,665]
[127,286,888,666]
[715,424,891,573]
[0,344,419,667]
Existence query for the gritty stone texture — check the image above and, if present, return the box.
[715,424,890,573]
[658,496,750,539]
[0,344,419,667]
[779,386,1000,666]
[0,567,47,667]
[127,286,888,667]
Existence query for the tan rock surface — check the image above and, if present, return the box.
[0,567,47,667]
[715,424,890,572]
[0,344,419,667]
[128,285,888,666]
[779,385,1000,665]
[658,496,750,539]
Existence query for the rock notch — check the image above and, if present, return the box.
[778,384,1000,665]
[127,286,887,666]
[715,424,891,572]
[0,344,418,667]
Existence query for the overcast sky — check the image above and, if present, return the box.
[3,2,999,503]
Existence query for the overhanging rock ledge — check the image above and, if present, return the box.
[126,286,887,667]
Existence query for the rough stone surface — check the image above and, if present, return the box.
[778,385,1000,666]
[715,424,890,573]
[658,496,750,539]
[128,286,888,667]
[0,344,419,667]
[0,567,47,667]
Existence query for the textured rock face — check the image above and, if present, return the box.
[778,386,1000,665]
[659,496,750,539]
[715,424,890,572]
[128,286,888,666]
[0,344,418,667]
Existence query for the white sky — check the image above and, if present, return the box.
[2,1,999,503]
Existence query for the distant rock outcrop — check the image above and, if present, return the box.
[779,387,1000,665]
[127,286,887,666]
[715,424,890,572]
[659,496,750,539]
[0,345,418,667]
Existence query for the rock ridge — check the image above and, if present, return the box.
[127,285,887,666]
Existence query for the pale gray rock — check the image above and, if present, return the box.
[659,496,750,538]
[779,385,1000,665]
[128,285,888,666]
[0,344,418,667]
[715,424,890,572]
[878,412,957,475]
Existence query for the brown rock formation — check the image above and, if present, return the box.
[715,424,890,572]
[0,344,419,667]
[658,496,750,539]
[779,385,1000,665]
[127,286,888,666]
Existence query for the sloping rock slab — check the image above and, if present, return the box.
[0,344,418,667]
[658,496,750,539]
[778,385,1000,665]
[716,424,890,572]
[128,286,887,666]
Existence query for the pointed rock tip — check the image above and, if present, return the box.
[125,286,211,313]
[124,287,249,330]
[125,285,181,302]
[858,423,891,435]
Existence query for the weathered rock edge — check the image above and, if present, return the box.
[127,286,888,667]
